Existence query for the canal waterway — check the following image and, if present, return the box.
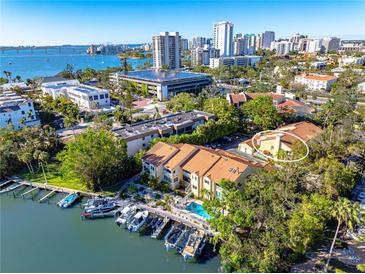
[0,192,219,273]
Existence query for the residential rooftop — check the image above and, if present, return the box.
[112,110,215,141]
[43,83,107,95]
[115,69,211,83]
[298,74,337,81]
[0,91,29,113]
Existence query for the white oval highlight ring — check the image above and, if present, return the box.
[251,130,309,163]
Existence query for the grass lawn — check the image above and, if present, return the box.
[19,161,88,192]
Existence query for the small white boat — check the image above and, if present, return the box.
[127,211,149,232]
[116,204,137,226]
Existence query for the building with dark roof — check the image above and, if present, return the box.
[110,69,212,101]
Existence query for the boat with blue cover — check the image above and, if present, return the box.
[57,193,79,208]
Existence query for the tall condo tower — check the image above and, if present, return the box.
[213,21,234,57]
[152,32,181,69]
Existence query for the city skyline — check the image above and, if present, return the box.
[0,0,364,46]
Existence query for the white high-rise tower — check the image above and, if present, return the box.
[152,32,181,69]
[213,21,234,57]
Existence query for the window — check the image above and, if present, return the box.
[21,111,25,115]
[142,143,146,147]
[192,185,198,190]
[94,95,98,100]
[142,137,145,141]
[151,134,154,138]
[89,96,93,101]
[204,179,210,186]
[28,102,31,107]
[105,94,109,98]
[216,190,222,200]
[100,94,104,99]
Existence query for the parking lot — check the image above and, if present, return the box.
[203,133,250,150]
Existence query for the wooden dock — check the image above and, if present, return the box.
[151,217,170,239]
[0,180,14,188]
[137,204,216,236]
[0,183,24,194]
[21,187,40,198]
[9,176,99,198]
[39,190,57,203]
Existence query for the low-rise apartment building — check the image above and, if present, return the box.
[294,74,337,91]
[338,56,364,67]
[0,91,40,130]
[238,122,322,157]
[41,79,110,111]
[112,110,215,155]
[110,69,212,101]
[142,142,268,199]
[209,55,262,69]
[226,91,313,116]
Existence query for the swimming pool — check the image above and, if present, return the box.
[185,202,211,219]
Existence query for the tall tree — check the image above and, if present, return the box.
[325,198,361,272]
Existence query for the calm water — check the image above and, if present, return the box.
[0,192,219,273]
[0,46,152,80]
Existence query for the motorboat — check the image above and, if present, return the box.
[58,193,79,208]
[115,204,137,226]
[164,224,185,250]
[128,211,149,232]
[176,228,191,253]
[84,200,119,214]
[182,229,205,261]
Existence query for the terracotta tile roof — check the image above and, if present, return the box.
[240,122,322,149]
[203,156,250,183]
[278,121,322,146]
[245,92,284,101]
[181,149,221,176]
[299,74,337,81]
[164,144,198,170]
[278,99,305,108]
[228,93,248,104]
[142,142,179,166]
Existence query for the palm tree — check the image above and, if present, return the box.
[324,198,361,272]
[3,71,12,82]
[33,150,49,184]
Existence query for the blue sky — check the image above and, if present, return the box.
[1,0,364,46]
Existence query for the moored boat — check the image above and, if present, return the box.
[58,193,79,208]
[182,229,205,261]
[115,204,137,226]
[127,211,149,232]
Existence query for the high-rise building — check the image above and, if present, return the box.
[321,37,341,53]
[181,38,189,51]
[307,39,323,53]
[270,41,294,55]
[243,34,256,55]
[191,45,220,67]
[191,37,207,49]
[213,21,234,56]
[152,32,182,69]
[256,33,263,50]
[233,34,256,55]
[261,31,275,49]
[298,38,312,52]
[290,34,307,44]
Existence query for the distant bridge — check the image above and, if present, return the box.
[0,46,86,54]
